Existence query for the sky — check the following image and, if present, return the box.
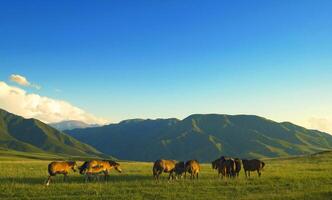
[0,0,332,133]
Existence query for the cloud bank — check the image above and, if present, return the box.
[0,81,108,125]
[10,74,41,89]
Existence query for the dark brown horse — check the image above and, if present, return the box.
[222,157,236,178]
[242,159,265,177]
[234,158,242,177]
[212,158,226,178]
[212,157,237,178]
[46,161,78,186]
[174,161,186,178]
[185,160,201,179]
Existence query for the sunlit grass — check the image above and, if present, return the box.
[1,153,332,199]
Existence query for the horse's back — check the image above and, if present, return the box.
[48,161,70,175]
[242,159,264,171]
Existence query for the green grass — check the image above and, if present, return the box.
[1,152,332,199]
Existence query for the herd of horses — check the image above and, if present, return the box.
[45,156,265,186]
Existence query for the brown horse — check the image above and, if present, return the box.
[242,159,265,178]
[46,161,77,186]
[79,160,122,181]
[153,159,180,180]
[185,160,200,179]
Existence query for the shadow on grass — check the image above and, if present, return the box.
[0,174,153,185]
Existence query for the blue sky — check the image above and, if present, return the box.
[0,0,332,132]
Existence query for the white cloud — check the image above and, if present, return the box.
[10,74,41,89]
[307,117,332,134]
[0,81,108,125]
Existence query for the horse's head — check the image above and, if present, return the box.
[114,162,122,173]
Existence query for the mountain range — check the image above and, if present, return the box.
[49,120,100,131]
[0,108,106,158]
[67,114,332,162]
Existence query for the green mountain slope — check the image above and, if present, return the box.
[0,108,106,158]
[67,114,332,162]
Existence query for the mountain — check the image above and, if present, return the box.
[49,120,100,131]
[67,114,332,162]
[0,108,106,158]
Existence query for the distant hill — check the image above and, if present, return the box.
[0,108,107,158]
[49,120,100,131]
[67,114,332,162]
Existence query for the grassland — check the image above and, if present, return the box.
[1,151,332,199]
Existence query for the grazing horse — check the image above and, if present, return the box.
[242,159,265,178]
[46,161,77,186]
[79,160,122,181]
[185,160,201,179]
[153,159,180,180]
[222,157,236,178]
[234,158,242,177]
[212,157,236,178]
[212,158,226,178]
[174,161,186,178]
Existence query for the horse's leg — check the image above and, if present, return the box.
[196,172,199,180]
[257,169,261,177]
[155,172,159,181]
[248,171,250,178]
[63,173,68,182]
[88,174,93,182]
[104,171,109,181]
[46,176,52,186]
[157,172,161,181]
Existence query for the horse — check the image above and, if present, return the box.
[153,159,181,180]
[212,156,236,178]
[184,160,201,179]
[242,159,265,178]
[174,161,186,178]
[234,158,242,177]
[212,158,226,178]
[46,161,78,186]
[79,160,122,181]
[221,157,236,178]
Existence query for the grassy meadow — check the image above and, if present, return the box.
[1,151,332,200]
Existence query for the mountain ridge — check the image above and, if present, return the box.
[67,114,332,162]
[0,108,107,158]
